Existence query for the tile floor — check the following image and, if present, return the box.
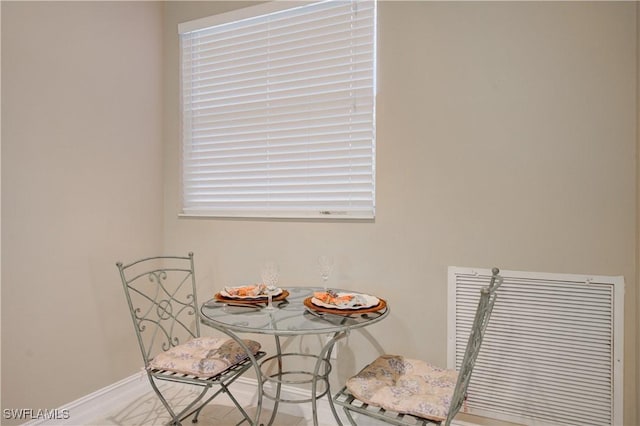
[88,382,299,425]
[86,380,378,426]
[84,378,514,426]
[86,383,518,426]
[79,376,521,426]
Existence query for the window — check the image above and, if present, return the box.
[179,0,376,219]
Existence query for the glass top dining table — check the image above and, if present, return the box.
[200,286,390,426]
[200,286,388,335]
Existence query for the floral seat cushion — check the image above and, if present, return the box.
[346,354,458,422]
[148,337,261,378]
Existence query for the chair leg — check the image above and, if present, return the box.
[147,365,263,426]
[147,374,211,426]
[185,387,225,423]
[181,380,256,426]
[342,406,358,426]
[222,382,255,425]
[175,386,211,424]
[147,375,181,424]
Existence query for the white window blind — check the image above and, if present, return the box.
[179,0,376,219]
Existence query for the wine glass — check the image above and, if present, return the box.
[318,255,334,291]
[260,261,280,310]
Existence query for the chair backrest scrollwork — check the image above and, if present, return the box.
[116,253,200,366]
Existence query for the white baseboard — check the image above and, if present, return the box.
[23,371,151,425]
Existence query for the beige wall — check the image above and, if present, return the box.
[1,1,638,426]
[1,0,164,419]
[163,2,638,425]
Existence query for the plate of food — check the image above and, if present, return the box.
[311,290,379,310]
[220,284,283,300]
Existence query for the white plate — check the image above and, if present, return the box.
[311,292,379,310]
[221,286,283,299]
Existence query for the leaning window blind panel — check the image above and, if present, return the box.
[179,0,376,219]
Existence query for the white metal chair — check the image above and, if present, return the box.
[117,252,266,425]
[334,267,503,426]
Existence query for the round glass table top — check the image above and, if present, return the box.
[200,286,389,336]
